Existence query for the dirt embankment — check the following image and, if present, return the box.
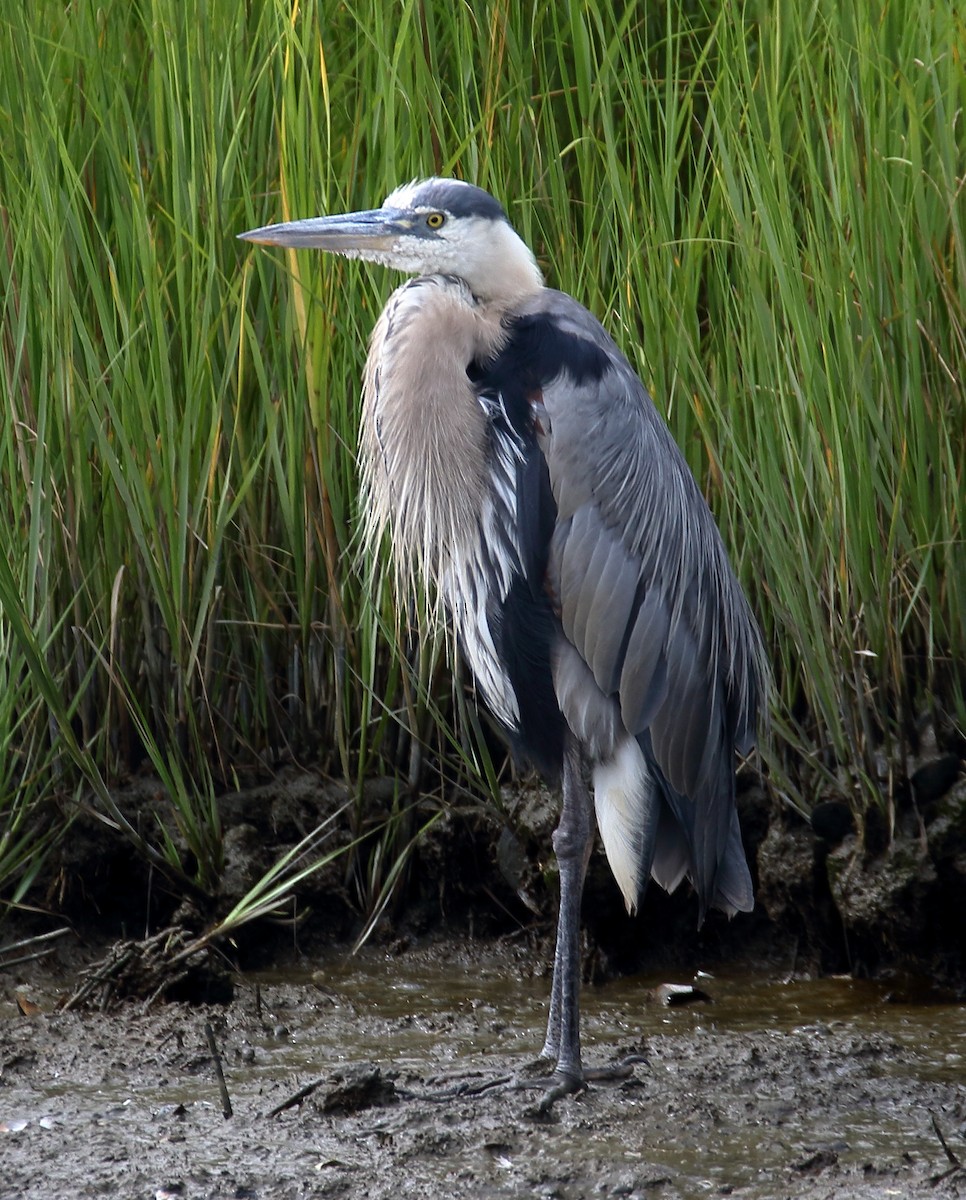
[31,754,966,1001]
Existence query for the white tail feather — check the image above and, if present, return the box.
[593,738,653,914]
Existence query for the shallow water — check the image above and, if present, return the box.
[253,948,966,1079]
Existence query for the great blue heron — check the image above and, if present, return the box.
[241,178,766,1103]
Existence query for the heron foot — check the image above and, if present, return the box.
[516,1069,586,1118]
[512,1053,649,1117]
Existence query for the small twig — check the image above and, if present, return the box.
[205,1022,233,1119]
[0,947,61,969]
[0,927,71,967]
[930,1111,961,1166]
[264,1077,326,1118]
[928,1110,963,1186]
[931,1111,961,1162]
[401,1074,514,1101]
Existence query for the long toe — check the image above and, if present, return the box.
[527,1070,586,1118]
[583,1053,649,1081]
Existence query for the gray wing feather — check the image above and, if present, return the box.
[570,527,614,650]
[557,508,598,646]
[582,531,640,691]
[716,810,755,912]
[523,290,764,914]
[618,589,670,731]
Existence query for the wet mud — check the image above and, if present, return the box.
[2,942,964,1199]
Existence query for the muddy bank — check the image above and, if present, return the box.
[2,944,965,1199]
[31,761,966,1000]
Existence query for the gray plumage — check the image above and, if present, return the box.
[241,177,767,1100]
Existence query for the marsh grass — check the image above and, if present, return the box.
[0,0,962,910]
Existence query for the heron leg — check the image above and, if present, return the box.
[539,738,594,1083]
[411,745,639,1114]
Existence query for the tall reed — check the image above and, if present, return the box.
[0,0,962,903]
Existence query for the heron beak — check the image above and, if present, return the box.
[238,208,411,253]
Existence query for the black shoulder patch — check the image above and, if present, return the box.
[488,310,613,397]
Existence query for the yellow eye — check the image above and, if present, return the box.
[425,212,445,229]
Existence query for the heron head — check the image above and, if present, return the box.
[240,177,543,305]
